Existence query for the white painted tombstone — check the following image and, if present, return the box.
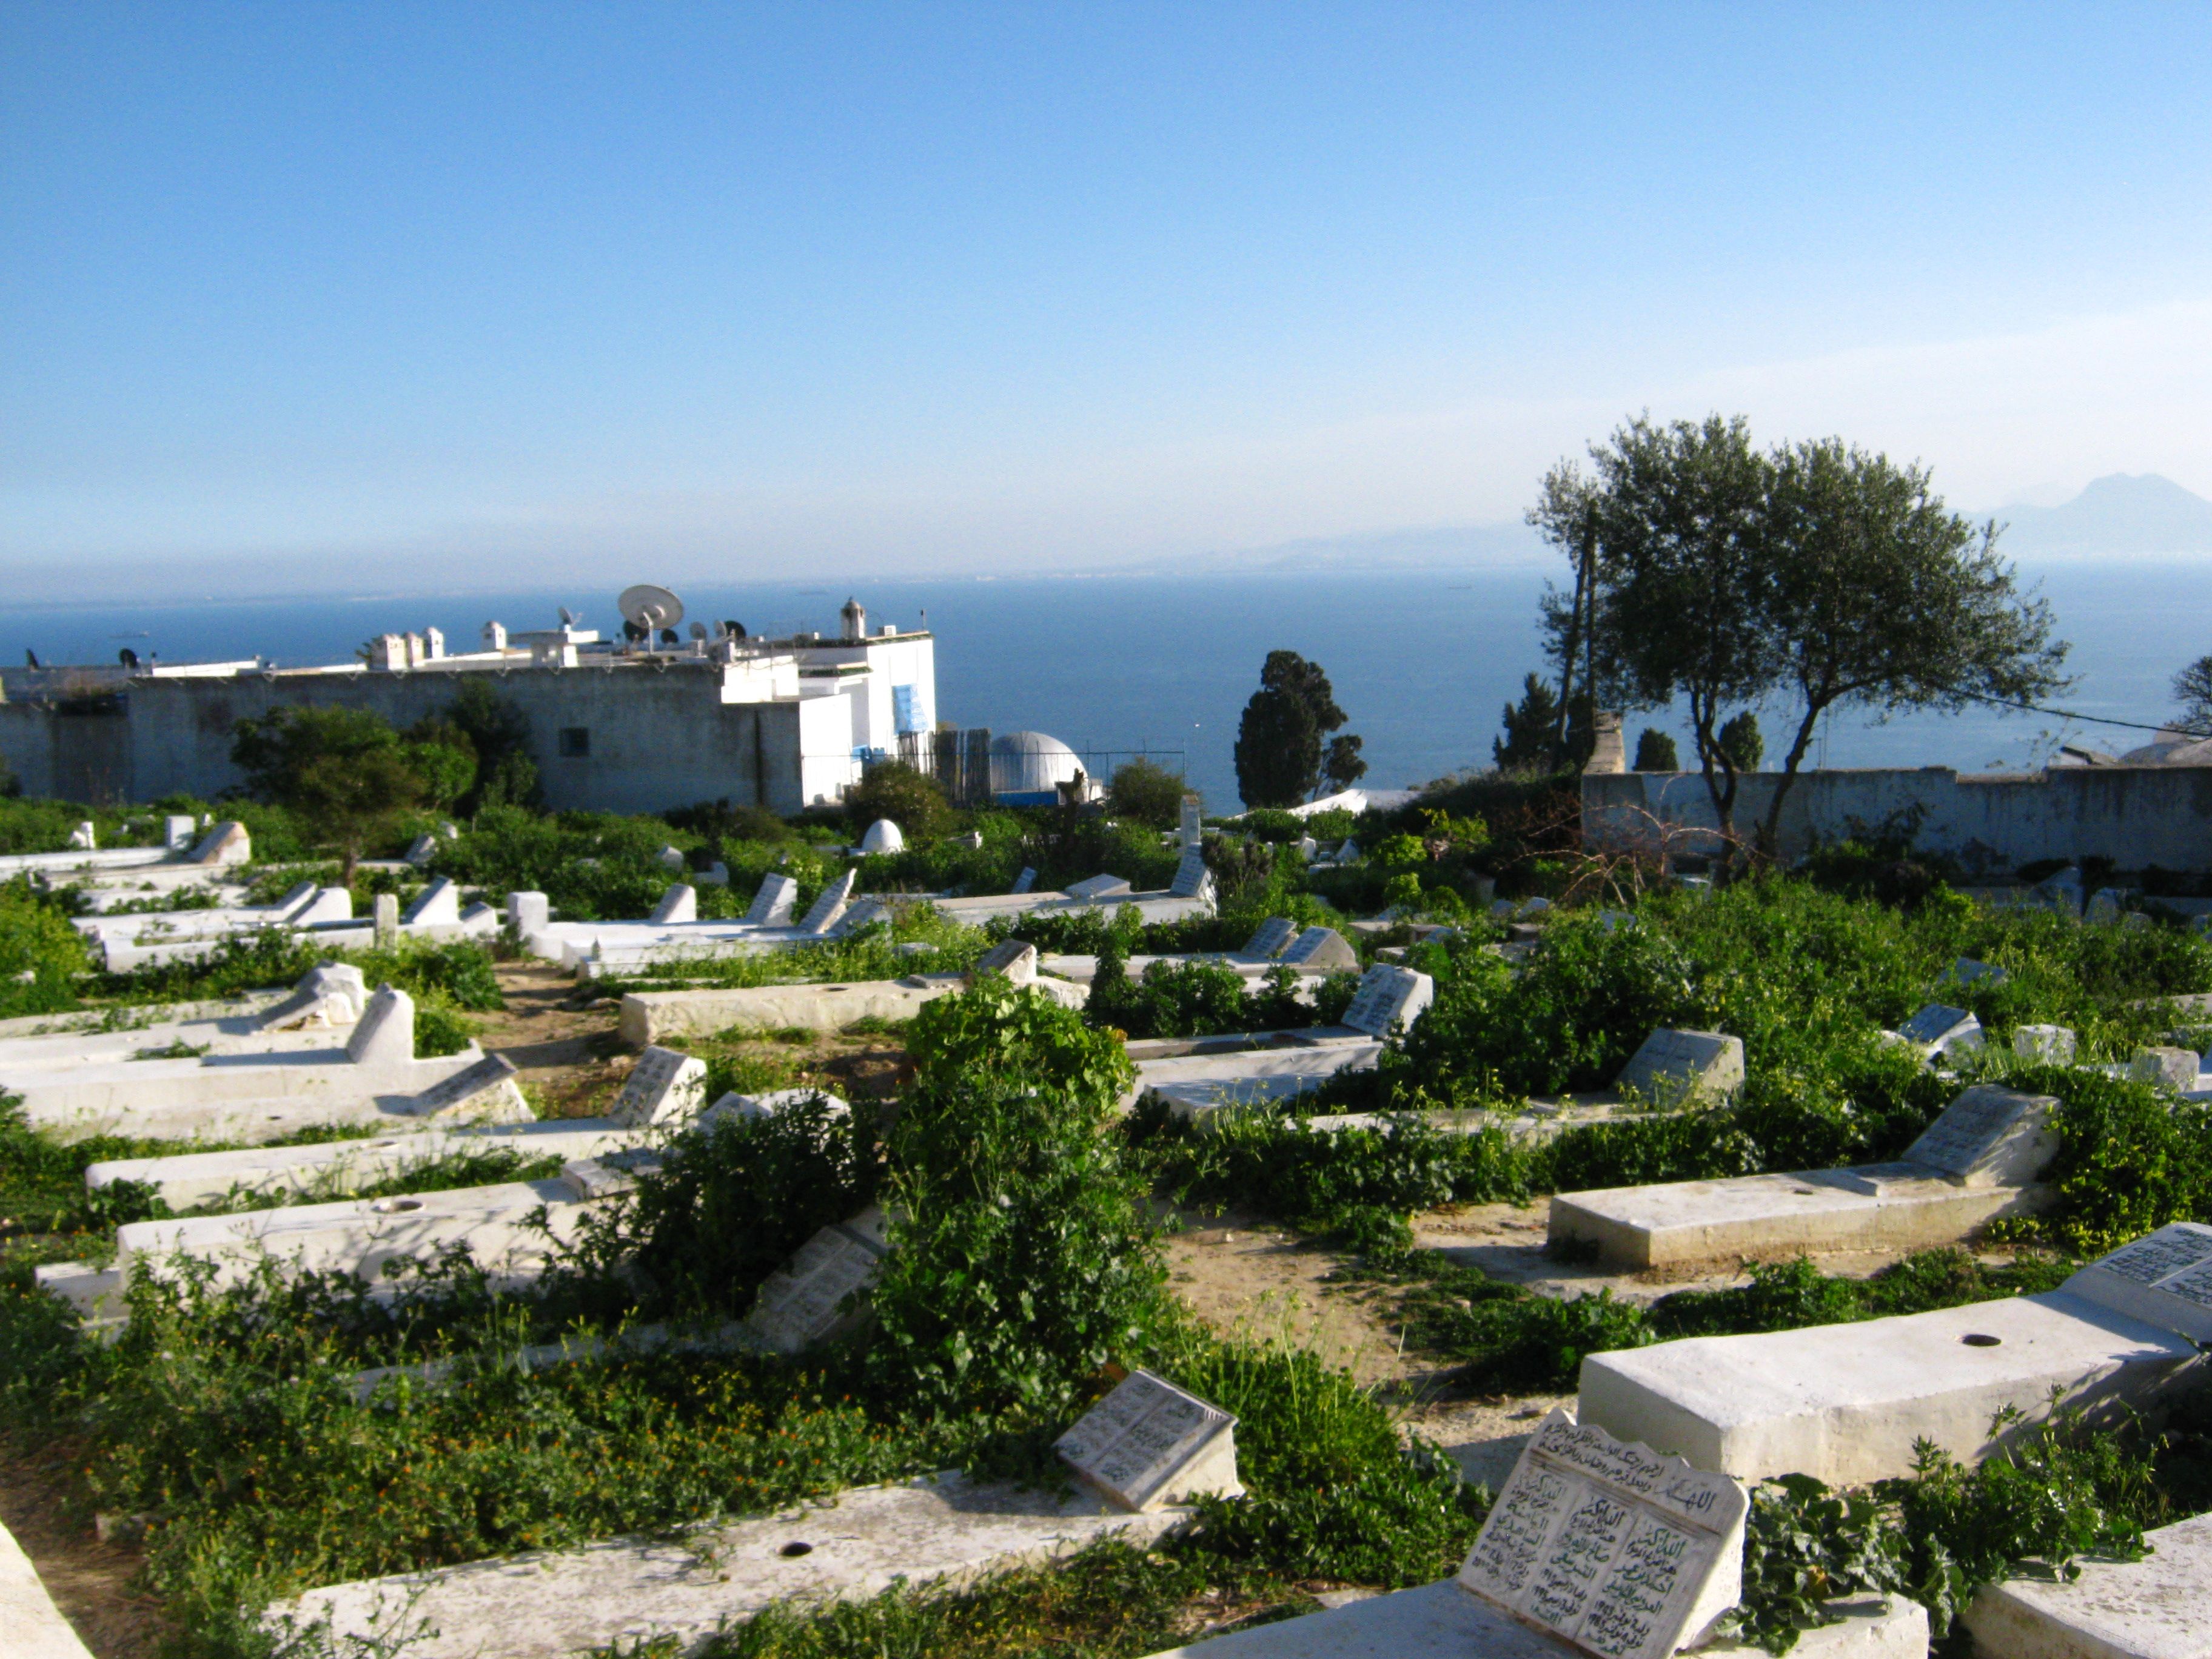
[1055,1369,1242,1512]
[404,1053,531,1122]
[743,872,799,927]
[1179,794,1202,849]
[858,819,905,854]
[657,845,686,871]
[2085,887,2128,925]
[1900,1084,2060,1187]
[610,1045,709,1128]
[187,821,252,866]
[647,884,697,926]
[508,891,550,934]
[1065,874,1134,902]
[1167,846,1214,902]
[164,814,198,850]
[1455,1408,1748,1659]
[696,1088,852,1131]
[1614,1030,1746,1106]
[1239,917,1298,960]
[2013,1023,2077,1065]
[1010,867,1038,894]
[346,987,417,1070]
[404,834,438,866]
[256,964,370,1031]
[699,862,729,886]
[295,887,355,925]
[2130,1047,2200,1094]
[1295,835,1318,860]
[1279,926,1359,973]
[970,940,1038,987]
[1897,1004,1985,1059]
[2060,1222,2212,1344]
[797,869,856,934]
[401,879,461,928]
[1944,957,2009,989]
[374,893,401,948]
[1336,840,1359,863]
[1338,965,1435,1038]
[68,820,96,850]
[744,1208,892,1353]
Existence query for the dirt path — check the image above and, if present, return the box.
[0,1444,166,1659]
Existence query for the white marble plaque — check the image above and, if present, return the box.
[1902,1085,2059,1186]
[1240,917,1298,960]
[1614,1030,1745,1106]
[1280,927,1359,971]
[1055,1369,1241,1512]
[971,940,1038,985]
[798,870,856,934]
[1010,867,1037,894]
[611,1045,708,1127]
[1458,1409,1747,1659]
[743,873,799,927]
[743,1213,888,1354]
[1899,1004,1984,1056]
[1339,965,1435,1037]
[2062,1222,2212,1344]
[1168,847,1211,899]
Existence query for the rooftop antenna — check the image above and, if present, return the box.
[617,584,685,639]
[558,606,578,627]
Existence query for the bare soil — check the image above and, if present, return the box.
[0,1442,167,1659]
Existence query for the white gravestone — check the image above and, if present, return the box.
[1279,927,1359,973]
[507,891,550,934]
[1010,867,1038,894]
[404,834,438,866]
[1456,1408,1748,1659]
[743,872,799,927]
[256,964,369,1032]
[745,1209,891,1353]
[648,884,696,926]
[2062,1222,2212,1344]
[1944,957,2009,988]
[1901,1085,2059,1187]
[2130,1047,2200,1094]
[657,845,686,871]
[1065,874,1134,902]
[2013,1024,2077,1065]
[164,813,198,850]
[405,1053,532,1123]
[1180,794,1202,849]
[187,821,251,866]
[970,940,1038,986]
[611,1045,708,1128]
[1239,917,1298,960]
[697,1089,851,1131]
[67,820,96,850]
[372,893,400,948]
[858,819,905,854]
[346,987,417,1070]
[1055,1369,1243,1512]
[798,870,856,935]
[1897,1004,1985,1059]
[1168,847,1213,901]
[1614,1030,1746,1107]
[1339,965,1435,1038]
[402,879,461,928]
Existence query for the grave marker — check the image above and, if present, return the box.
[404,834,438,866]
[798,870,856,934]
[164,814,198,851]
[1010,868,1037,894]
[610,1045,708,1128]
[744,1209,891,1353]
[1902,1085,2059,1186]
[647,884,696,926]
[345,987,416,1070]
[256,964,369,1032]
[2130,1047,2200,1094]
[1168,847,1213,901]
[2086,888,2126,925]
[2062,1222,2212,1343]
[970,940,1038,986]
[67,820,96,850]
[1897,1004,1985,1059]
[1180,794,1202,850]
[657,845,686,871]
[1614,1030,1745,1106]
[1065,874,1134,902]
[1339,965,1435,1038]
[1279,926,1359,973]
[1055,1369,1242,1512]
[858,819,904,854]
[697,1088,851,1131]
[2013,1024,2076,1065]
[508,891,550,935]
[1944,957,2009,988]
[186,821,251,866]
[1456,1407,1747,1659]
[743,872,799,927]
[1239,917,1297,960]
[401,879,460,929]
[406,1053,531,1123]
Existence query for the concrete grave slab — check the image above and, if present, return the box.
[1056,1370,1242,1511]
[696,1089,851,1131]
[1338,964,1435,1038]
[404,834,438,866]
[970,939,1039,985]
[273,1472,1191,1659]
[1944,956,2010,988]
[2131,1046,2201,1094]
[1168,846,1213,901]
[611,1045,709,1127]
[1,1515,96,1659]
[1011,866,1037,894]
[1903,1084,2060,1185]
[1065,874,1134,902]
[1133,1042,1384,1123]
[620,981,942,1045]
[1578,1290,2206,1486]
[657,844,686,871]
[798,870,856,934]
[1238,917,1298,960]
[1963,1507,2212,1659]
[1615,1030,1744,1107]
[404,1052,531,1122]
[401,878,461,928]
[508,891,550,934]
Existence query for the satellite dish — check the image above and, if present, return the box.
[658,627,680,647]
[119,648,139,669]
[618,584,685,634]
[722,619,746,640]
[688,622,708,640]
[558,606,578,627]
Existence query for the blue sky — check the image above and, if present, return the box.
[5,4,2211,592]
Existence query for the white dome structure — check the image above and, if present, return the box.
[989,731,1086,797]
[859,817,906,854]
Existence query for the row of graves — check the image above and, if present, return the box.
[12,917,2212,1655]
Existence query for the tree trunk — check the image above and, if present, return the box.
[1758,700,1829,861]
[1691,693,1741,877]
[1554,519,1594,760]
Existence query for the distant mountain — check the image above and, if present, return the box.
[1991,473,2212,557]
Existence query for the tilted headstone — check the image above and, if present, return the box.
[507,891,550,935]
[1056,1369,1242,1512]
[797,869,856,935]
[839,897,891,934]
[401,878,461,928]
[1010,867,1038,895]
[744,1208,892,1354]
[164,814,198,851]
[406,1053,531,1123]
[2061,1222,2212,1344]
[295,887,354,925]
[1336,840,1359,863]
[657,844,686,871]
[458,900,498,936]
[1456,1408,1748,1659]
[2013,1024,2077,1065]
[1339,965,1435,1037]
[345,987,416,1069]
[1280,926,1359,973]
[699,861,729,886]
[1240,917,1298,960]
[1065,874,1134,902]
[970,939,1038,987]
[1898,1004,1985,1059]
[256,964,369,1031]
[2085,888,2127,926]
[610,1045,709,1128]
[648,883,697,926]
[858,818,905,854]
[187,822,251,866]
[67,820,96,850]
[1615,1030,1746,1106]
[743,872,799,927]
[404,834,438,867]
[2130,1047,2200,1094]
[1168,846,1213,900]
[269,880,320,918]
[1902,1085,2060,1187]
[1945,957,2009,988]
[697,1088,851,1131]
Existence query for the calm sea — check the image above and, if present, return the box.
[7,563,2205,810]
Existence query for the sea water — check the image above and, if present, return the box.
[6,563,2205,810]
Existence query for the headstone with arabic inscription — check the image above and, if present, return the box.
[1901,1085,2059,1187]
[1054,1369,1242,1512]
[1338,964,1435,1038]
[1239,917,1298,960]
[743,1208,891,1354]
[610,1044,708,1128]
[1456,1408,1747,1659]
[2060,1222,2212,1344]
[1614,1030,1744,1106]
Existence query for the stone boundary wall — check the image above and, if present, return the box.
[1582,764,2212,871]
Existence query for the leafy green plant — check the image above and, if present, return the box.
[1723,1475,1909,1654]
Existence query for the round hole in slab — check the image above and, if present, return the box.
[372,1198,425,1214]
[1962,1333,2002,1347]
[780,1541,814,1558]
[1791,1188,1817,1196]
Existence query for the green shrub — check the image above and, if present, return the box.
[0,876,93,1018]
